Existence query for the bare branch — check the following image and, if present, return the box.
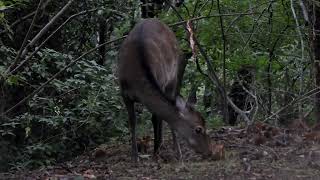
[5,0,44,74]
[8,8,99,76]
[191,0,200,17]
[19,0,75,59]
[196,0,211,17]
[169,12,259,27]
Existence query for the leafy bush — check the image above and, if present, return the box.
[0,46,128,170]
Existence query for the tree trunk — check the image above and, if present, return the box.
[176,52,189,93]
[203,80,212,115]
[267,51,273,115]
[98,19,106,66]
[0,80,5,122]
[313,7,320,122]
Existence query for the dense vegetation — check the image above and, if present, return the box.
[0,0,319,173]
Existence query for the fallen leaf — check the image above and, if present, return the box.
[304,131,320,142]
[312,123,320,131]
[252,133,267,145]
[83,169,96,179]
[211,144,225,160]
[288,119,310,131]
[91,148,107,159]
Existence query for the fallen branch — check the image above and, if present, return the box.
[264,87,320,121]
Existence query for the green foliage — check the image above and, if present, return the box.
[207,115,224,129]
[0,0,28,24]
[0,45,128,170]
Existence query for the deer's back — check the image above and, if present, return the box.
[118,19,181,96]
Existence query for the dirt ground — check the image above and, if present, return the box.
[1,121,320,180]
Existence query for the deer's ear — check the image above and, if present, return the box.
[176,96,186,111]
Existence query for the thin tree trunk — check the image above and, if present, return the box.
[98,19,106,66]
[313,6,320,122]
[203,80,212,115]
[267,53,272,115]
[0,80,5,122]
[176,53,188,93]
[267,5,273,116]
[280,69,291,124]
[97,18,113,66]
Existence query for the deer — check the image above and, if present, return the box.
[118,18,211,162]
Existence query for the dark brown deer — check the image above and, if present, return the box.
[118,18,211,162]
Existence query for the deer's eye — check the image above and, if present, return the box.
[195,126,203,134]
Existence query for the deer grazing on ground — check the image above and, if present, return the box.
[118,18,211,162]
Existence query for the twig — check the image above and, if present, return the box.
[241,2,273,52]
[191,0,200,17]
[0,5,14,13]
[169,12,259,27]
[0,12,35,35]
[260,145,279,160]
[55,87,80,98]
[195,56,208,78]
[196,0,211,17]
[181,3,191,17]
[233,26,246,44]
[303,107,313,119]
[225,0,276,33]
[207,0,214,17]
[240,81,258,125]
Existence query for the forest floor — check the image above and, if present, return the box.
[2,120,320,180]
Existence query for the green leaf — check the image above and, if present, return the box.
[6,75,20,85]
[25,127,31,138]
